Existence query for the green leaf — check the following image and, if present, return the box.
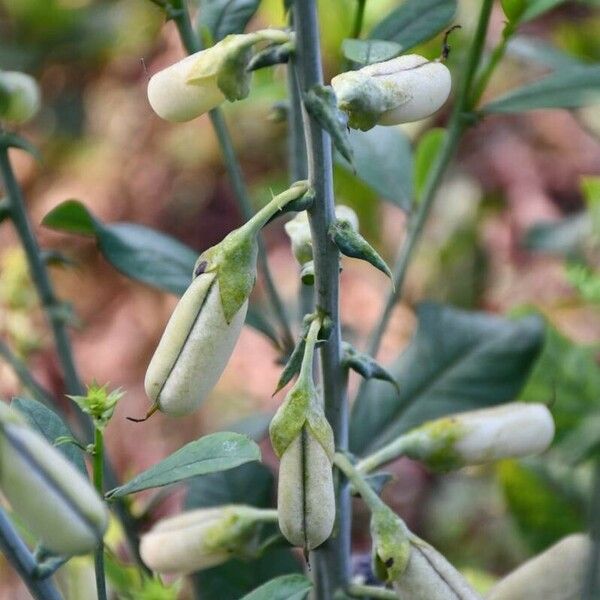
[303,85,353,165]
[342,342,399,394]
[414,128,446,203]
[524,214,591,256]
[506,36,587,71]
[341,39,402,65]
[336,126,412,211]
[198,0,261,42]
[240,575,312,600]
[369,0,457,52]
[482,66,600,114]
[106,432,260,498]
[274,319,311,394]
[329,220,392,280]
[350,303,545,454]
[11,397,87,475]
[520,0,568,22]
[42,200,197,296]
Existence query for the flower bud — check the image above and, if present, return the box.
[0,404,108,555]
[145,271,247,416]
[393,537,481,599]
[284,205,359,266]
[140,505,271,574]
[331,55,451,131]
[0,71,41,124]
[487,534,590,600]
[401,403,555,470]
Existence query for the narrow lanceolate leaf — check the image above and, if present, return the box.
[303,85,353,165]
[342,342,399,394]
[329,220,392,281]
[198,0,261,42]
[247,43,293,72]
[341,39,402,66]
[11,397,87,475]
[274,320,311,394]
[106,432,260,498]
[350,302,545,454]
[482,66,600,114]
[370,0,457,52]
[240,575,312,600]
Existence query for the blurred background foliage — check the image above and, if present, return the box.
[0,0,600,598]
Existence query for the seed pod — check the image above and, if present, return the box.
[487,534,590,600]
[0,71,41,124]
[399,403,555,471]
[331,55,451,131]
[144,272,248,416]
[0,404,108,555]
[140,505,270,574]
[393,537,482,600]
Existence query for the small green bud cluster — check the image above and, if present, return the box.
[331,55,451,131]
[0,403,108,555]
[270,316,335,551]
[140,505,276,574]
[68,380,124,430]
[0,71,40,125]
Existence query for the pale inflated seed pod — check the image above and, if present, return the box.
[277,427,336,550]
[140,505,272,574]
[0,404,108,555]
[331,55,451,130]
[487,534,590,600]
[0,71,41,124]
[144,272,247,416]
[147,51,225,122]
[393,537,482,600]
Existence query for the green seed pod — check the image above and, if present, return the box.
[140,505,273,574]
[0,71,41,125]
[145,272,248,416]
[277,426,335,551]
[393,537,482,599]
[487,534,590,600]
[0,404,108,555]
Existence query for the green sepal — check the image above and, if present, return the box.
[370,506,411,583]
[273,318,312,394]
[217,43,254,101]
[269,382,311,458]
[303,84,354,165]
[330,220,392,281]
[306,403,335,461]
[341,341,399,395]
[247,41,294,72]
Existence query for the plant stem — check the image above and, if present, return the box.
[0,339,53,405]
[293,1,350,597]
[583,458,600,599]
[355,434,413,474]
[334,452,384,512]
[361,0,495,369]
[351,0,367,39]
[0,142,146,573]
[93,427,108,600]
[347,583,397,599]
[0,509,63,600]
[167,0,295,352]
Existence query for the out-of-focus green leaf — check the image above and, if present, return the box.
[198,0,261,42]
[341,39,402,65]
[507,37,587,71]
[369,0,457,52]
[414,128,446,203]
[520,0,568,23]
[11,397,87,475]
[42,200,196,296]
[350,303,545,454]
[482,66,600,113]
[240,575,312,600]
[106,432,260,498]
[336,126,413,211]
[524,214,591,256]
[498,460,584,553]
[565,261,600,303]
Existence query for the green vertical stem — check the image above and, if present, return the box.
[360,0,495,375]
[351,0,367,39]
[0,143,147,573]
[93,427,108,600]
[293,1,350,597]
[168,0,295,352]
[0,509,63,600]
[583,458,600,599]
